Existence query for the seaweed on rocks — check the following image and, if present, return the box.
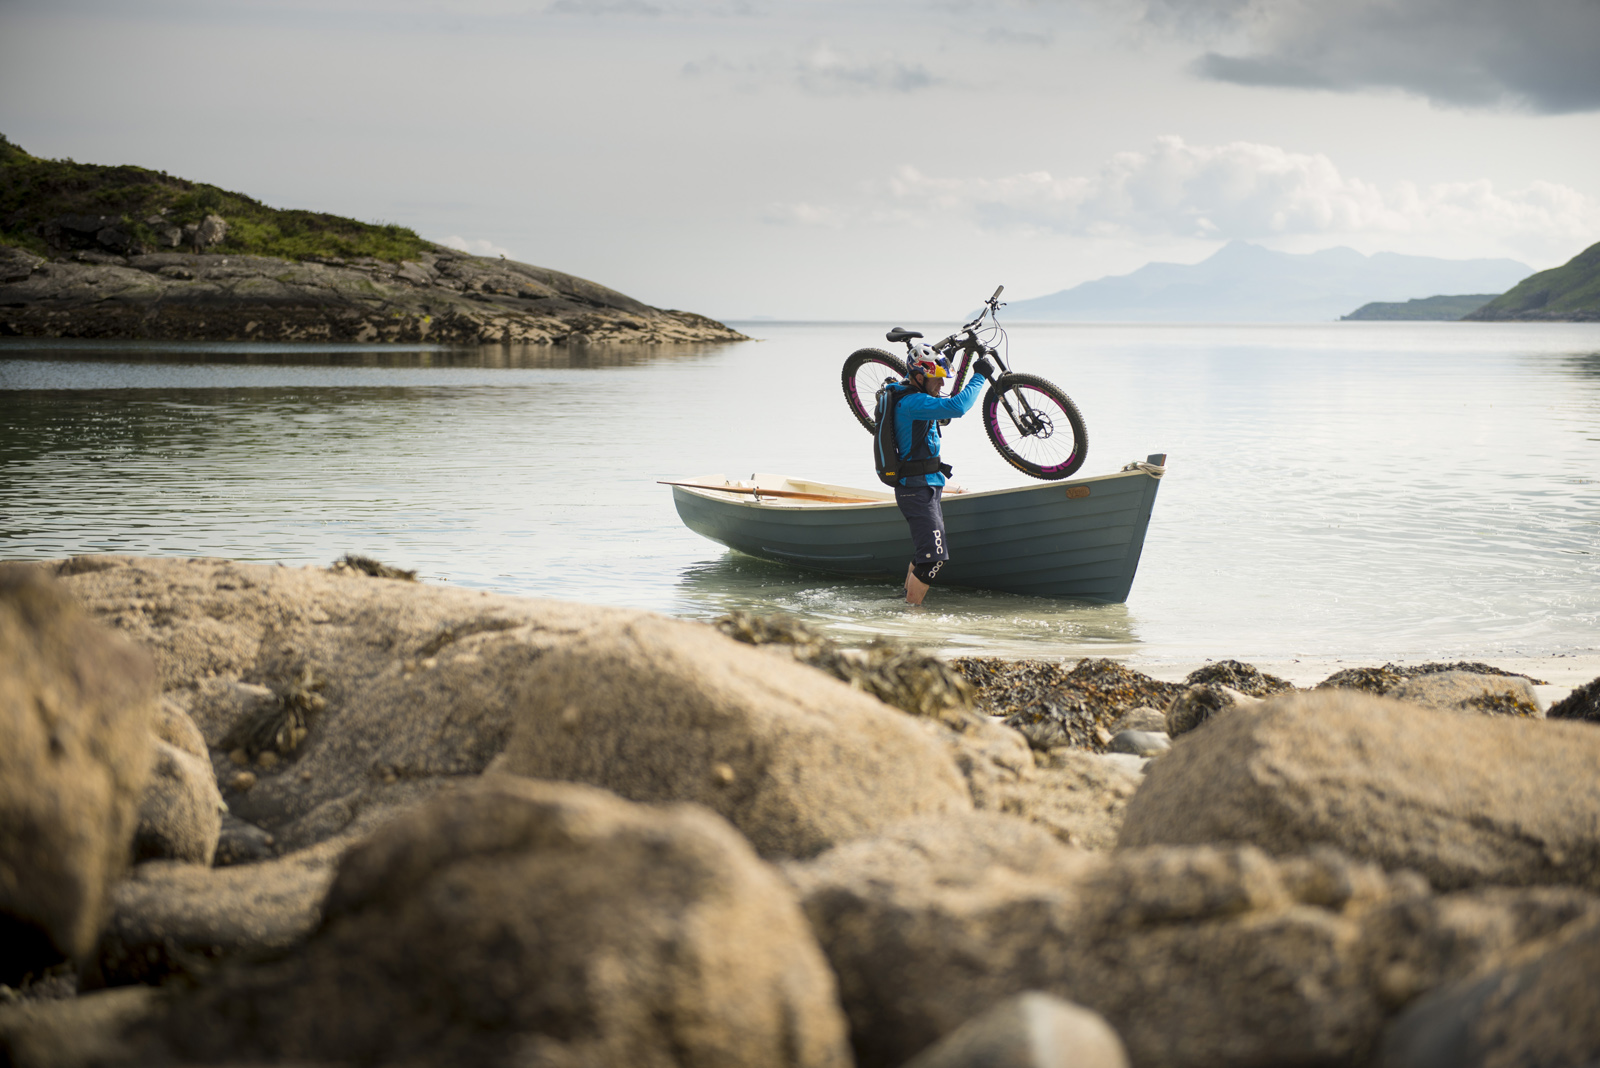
[1316,666,1408,695]
[712,611,974,725]
[1547,675,1600,723]
[952,656,1187,752]
[1317,660,1548,694]
[220,665,327,760]
[1460,691,1543,718]
[1409,661,1548,683]
[1184,659,1296,697]
[331,554,417,581]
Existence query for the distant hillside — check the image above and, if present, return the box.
[1003,242,1532,323]
[1341,294,1498,321]
[1466,240,1600,322]
[0,133,745,344]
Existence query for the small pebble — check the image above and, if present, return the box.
[229,770,257,792]
[228,748,249,766]
[711,762,736,786]
[299,769,313,782]
[256,751,280,769]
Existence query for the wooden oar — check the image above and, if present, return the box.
[658,481,880,504]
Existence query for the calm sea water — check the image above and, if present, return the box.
[3,322,1598,662]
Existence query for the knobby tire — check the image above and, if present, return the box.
[841,348,907,433]
[982,372,1088,480]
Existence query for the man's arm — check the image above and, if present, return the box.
[898,374,987,420]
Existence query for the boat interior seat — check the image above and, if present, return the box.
[886,327,924,342]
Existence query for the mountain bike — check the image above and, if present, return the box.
[840,286,1088,480]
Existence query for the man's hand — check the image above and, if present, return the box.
[973,356,997,381]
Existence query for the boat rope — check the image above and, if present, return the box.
[1121,461,1166,478]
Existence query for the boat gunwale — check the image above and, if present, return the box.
[667,465,1161,511]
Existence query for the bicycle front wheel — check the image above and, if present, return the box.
[841,348,907,432]
[982,373,1088,480]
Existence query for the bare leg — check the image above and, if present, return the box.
[905,562,930,605]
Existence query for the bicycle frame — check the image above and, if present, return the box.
[896,286,1043,432]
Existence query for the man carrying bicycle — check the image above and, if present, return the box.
[891,345,996,605]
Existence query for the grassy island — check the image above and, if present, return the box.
[0,133,433,263]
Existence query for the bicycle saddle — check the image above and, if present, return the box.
[886,327,924,342]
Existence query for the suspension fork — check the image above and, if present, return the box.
[984,350,1044,436]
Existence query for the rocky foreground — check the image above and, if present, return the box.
[4,556,1600,1068]
[0,243,747,345]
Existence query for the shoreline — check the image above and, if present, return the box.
[1126,652,1600,690]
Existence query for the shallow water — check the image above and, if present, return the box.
[2,322,1598,661]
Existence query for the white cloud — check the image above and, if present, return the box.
[769,136,1600,258]
[685,39,945,95]
[1136,0,1600,114]
[439,235,516,258]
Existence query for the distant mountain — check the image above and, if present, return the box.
[1341,294,1498,321]
[1003,242,1532,323]
[1467,240,1600,322]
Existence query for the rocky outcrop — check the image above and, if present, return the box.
[785,809,1600,1068]
[56,555,969,860]
[787,813,1413,1068]
[0,243,746,344]
[1119,689,1600,890]
[0,564,159,984]
[165,777,853,1068]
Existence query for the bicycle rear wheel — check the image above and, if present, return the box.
[841,348,907,432]
[982,373,1088,480]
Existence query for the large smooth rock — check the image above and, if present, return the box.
[167,777,853,1068]
[496,613,971,858]
[0,564,158,983]
[131,738,222,864]
[1376,917,1600,1068]
[1119,690,1600,891]
[784,812,1421,1068]
[60,556,968,859]
[1387,670,1541,716]
[901,992,1129,1068]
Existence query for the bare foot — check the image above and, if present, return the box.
[904,563,930,605]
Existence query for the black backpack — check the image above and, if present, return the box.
[873,380,947,487]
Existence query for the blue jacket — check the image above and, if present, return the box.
[894,375,986,487]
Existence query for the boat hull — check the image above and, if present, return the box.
[670,458,1164,603]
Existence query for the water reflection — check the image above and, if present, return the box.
[1562,351,1600,379]
[671,552,1141,657]
[0,337,745,370]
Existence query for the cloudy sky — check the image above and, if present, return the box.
[2,0,1598,318]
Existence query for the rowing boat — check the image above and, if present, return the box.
[664,453,1165,602]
